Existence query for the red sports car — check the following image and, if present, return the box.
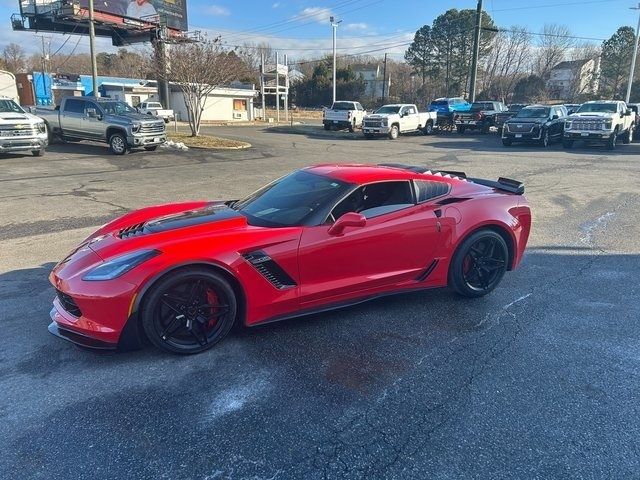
[49,164,531,354]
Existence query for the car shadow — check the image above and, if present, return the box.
[46,141,162,156]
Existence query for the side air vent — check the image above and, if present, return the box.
[436,197,470,206]
[415,259,439,282]
[56,289,82,317]
[117,222,146,239]
[242,251,297,289]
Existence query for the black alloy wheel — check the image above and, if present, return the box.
[449,230,508,298]
[142,269,237,354]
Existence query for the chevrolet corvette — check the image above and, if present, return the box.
[49,163,531,354]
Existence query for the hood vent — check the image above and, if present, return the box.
[242,251,297,289]
[117,222,147,239]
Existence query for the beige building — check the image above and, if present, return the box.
[547,58,601,100]
[169,83,258,122]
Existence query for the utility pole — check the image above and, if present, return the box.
[626,2,640,103]
[381,53,388,100]
[469,0,483,102]
[330,16,341,104]
[88,0,99,96]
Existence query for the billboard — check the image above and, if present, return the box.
[81,0,188,31]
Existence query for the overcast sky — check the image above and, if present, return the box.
[1,0,636,61]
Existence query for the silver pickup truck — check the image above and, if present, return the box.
[38,97,166,155]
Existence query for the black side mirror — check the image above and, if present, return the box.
[552,114,559,120]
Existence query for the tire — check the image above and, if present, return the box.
[32,149,44,157]
[606,129,618,150]
[141,268,238,354]
[323,123,331,131]
[449,229,509,298]
[423,120,434,135]
[562,139,574,149]
[388,125,399,140]
[502,138,512,147]
[622,127,633,144]
[109,132,128,155]
[144,145,158,151]
[456,125,466,134]
[348,120,355,133]
[540,129,549,147]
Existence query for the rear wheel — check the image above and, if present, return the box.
[449,230,508,298]
[141,268,237,354]
[109,132,128,155]
[423,120,434,135]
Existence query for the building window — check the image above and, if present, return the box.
[131,96,141,107]
[233,99,247,111]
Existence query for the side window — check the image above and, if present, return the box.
[356,102,363,111]
[330,181,414,221]
[415,181,449,203]
[64,99,86,114]
[399,106,407,116]
[84,102,98,115]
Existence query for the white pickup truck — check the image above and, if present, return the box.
[362,104,437,140]
[0,96,48,156]
[323,101,367,132]
[563,100,636,150]
[137,101,175,123]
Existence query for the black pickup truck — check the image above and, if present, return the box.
[454,101,508,134]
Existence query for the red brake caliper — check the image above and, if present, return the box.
[206,289,219,328]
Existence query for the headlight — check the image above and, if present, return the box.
[603,120,612,130]
[564,120,572,130]
[132,123,141,133]
[381,117,388,126]
[83,249,160,281]
[36,122,46,133]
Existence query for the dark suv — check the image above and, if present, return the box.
[502,105,568,147]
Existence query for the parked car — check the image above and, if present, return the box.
[0,96,48,156]
[137,101,174,123]
[563,100,635,150]
[563,104,582,115]
[48,163,531,354]
[454,101,508,134]
[502,105,567,147]
[495,104,527,129]
[322,101,367,132]
[362,104,437,139]
[38,97,166,155]
[627,103,640,133]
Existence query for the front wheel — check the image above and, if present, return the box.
[622,127,633,144]
[348,120,355,133]
[109,132,128,155]
[388,125,399,140]
[540,129,549,147]
[606,129,618,150]
[449,230,508,298]
[141,268,237,354]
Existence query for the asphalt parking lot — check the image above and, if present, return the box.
[1,126,640,479]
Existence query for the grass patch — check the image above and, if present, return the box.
[168,133,251,149]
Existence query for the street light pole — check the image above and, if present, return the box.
[626,2,640,103]
[88,0,99,97]
[469,0,483,102]
[330,16,341,104]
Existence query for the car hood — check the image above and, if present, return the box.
[81,201,248,261]
[505,117,546,124]
[0,111,42,125]
[365,113,397,119]
[570,112,615,119]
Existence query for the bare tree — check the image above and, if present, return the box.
[533,24,576,79]
[2,43,27,73]
[164,38,248,136]
[481,26,532,101]
[238,42,275,73]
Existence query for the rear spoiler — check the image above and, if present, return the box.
[378,163,524,195]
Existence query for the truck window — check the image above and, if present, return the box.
[64,99,86,114]
[331,102,355,110]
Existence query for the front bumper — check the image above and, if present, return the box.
[564,131,613,142]
[0,133,48,152]
[502,129,542,141]
[128,133,167,148]
[362,126,390,135]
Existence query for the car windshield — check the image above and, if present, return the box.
[331,102,355,110]
[515,107,549,119]
[99,101,137,115]
[508,105,525,112]
[0,99,25,113]
[470,102,494,111]
[576,103,617,113]
[431,100,448,106]
[232,170,352,227]
[375,106,401,114]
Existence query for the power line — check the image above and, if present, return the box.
[492,0,621,12]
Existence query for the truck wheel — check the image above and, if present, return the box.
[423,120,434,135]
[540,129,549,147]
[32,149,44,157]
[622,127,633,144]
[388,125,399,140]
[109,132,128,155]
[348,120,355,133]
[323,123,331,131]
[606,129,618,150]
[562,139,574,149]
[456,125,466,134]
